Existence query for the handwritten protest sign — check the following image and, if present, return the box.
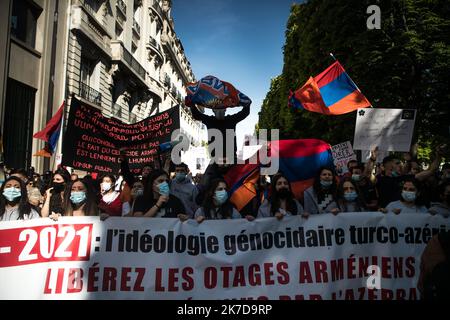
[331,141,356,175]
[353,108,416,152]
[62,97,180,174]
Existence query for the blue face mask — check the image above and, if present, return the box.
[158,181,170,196]
[70,191,87,204]
[352,174,361,182]
[3,187,21,202]
[344,191,358,202]
[392,171,400,177]
[402,191,416,202]
[175,173,186,182]
[214,190,228,205]
[320,180,333,188]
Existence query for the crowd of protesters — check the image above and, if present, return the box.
[0,145,449,223]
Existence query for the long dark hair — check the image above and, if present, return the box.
[49,169,70,215]
[0,176,32,219]
[337,177,366,212]
[201,178,234,219]
[63,179,99,216]
[143,169,169,202]
[269,173,298,216]
[312,166,338,203]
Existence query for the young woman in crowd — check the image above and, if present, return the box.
[98,174,130,216]
[381,178,427,214]
[41,168,70,218]
[0,176,40,221]
[194,178,241,223]
[336,177,367,213]
[51,179,99,219]
[303,167,340,215]
[257,172,304,220]
[132,170,187,220]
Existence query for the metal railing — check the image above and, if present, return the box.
[151,0,165,19]
[116,0,126,16]
[80,0,100,16]
[79,81,102,105]
[122,46,146,79]
[133,19,141,35]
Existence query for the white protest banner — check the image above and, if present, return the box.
[0,213,448,300]
[331,141,356,175]
[353,108,416,152]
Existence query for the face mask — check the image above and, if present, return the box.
[402,191,416,202]
[344,191,358,202]
[352,174,361,182]
[101,182,112,193]
[158,182,170,196]
[320,180,333,188]
[391,171,400,177]
[3,187,21,202]
[70,191,87,204]
[52,182,65,193]
[277,188,290,199]
[132,188,144,197]
[175,173,186,182]
[214,190,228,205]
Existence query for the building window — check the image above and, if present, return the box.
[10,0,42,48]
[80,56,102,105]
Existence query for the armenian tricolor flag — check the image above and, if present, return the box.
[289,61,371,115]
[225,139,334,211]
[33,102,64,157]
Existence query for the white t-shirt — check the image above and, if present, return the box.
[1,206,40,221]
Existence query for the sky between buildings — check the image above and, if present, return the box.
[172,0,298,148]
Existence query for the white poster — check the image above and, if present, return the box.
[0,213,448,300]
[353,108,416,152]
[331,141,356,175]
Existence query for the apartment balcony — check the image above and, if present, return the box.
[116,0,127,18]
[71,4,112,57]
[160,32,192,84]
[146,36,163,61]
[111,41,146,83]
[132,19,141,37]
[149,0,165,22]
[79,81,102,106]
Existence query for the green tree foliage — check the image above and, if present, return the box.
[258,0,450,153]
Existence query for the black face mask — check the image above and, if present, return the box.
[52,182,65,193]
[277,188,291,199]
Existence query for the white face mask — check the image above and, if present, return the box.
[101,182,112,193]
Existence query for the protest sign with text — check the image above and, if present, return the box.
[353,108,416,152]
[62,97,180,174]
[0,213,448,300]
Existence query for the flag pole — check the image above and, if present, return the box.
[329,52,337,61]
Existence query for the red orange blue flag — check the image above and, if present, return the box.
[289,61,371,115]
[33,101,64,157]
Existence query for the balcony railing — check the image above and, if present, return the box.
[116,0,126,17]
[133,19,141,35]
[79,81,102,105]
[151,0,165,19]
[122,46,145,79]
[80,0,100,16]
